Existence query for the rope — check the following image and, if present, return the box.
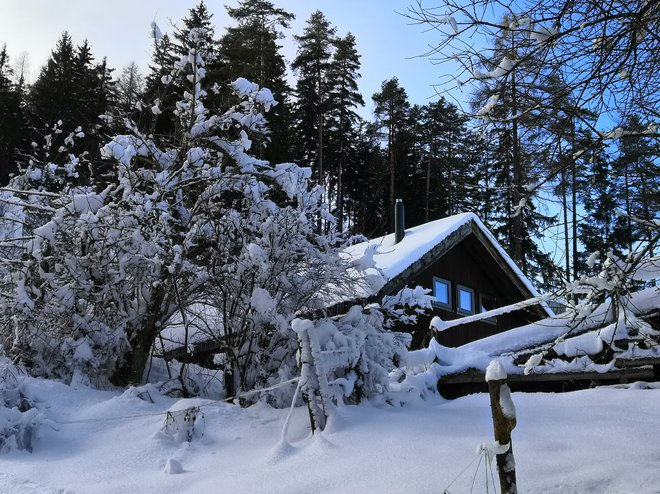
[443,445,503,494]
[52,377,301,426]
[441,451,481,494]
[469,453,484,494]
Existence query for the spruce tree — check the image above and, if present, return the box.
[219,0,294,162]
[292,11,336,185]
[142,2,219,138]
[30,32,77,130]
[142,32,178,137]
[579,136,628,258]
[29,34,116,184]
[372,77,411,232]
[326,33,364,231]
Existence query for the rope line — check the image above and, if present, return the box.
[488,455,498,493]
[469,453,484,494]
[441,451,481,494]
[51,377,301,426]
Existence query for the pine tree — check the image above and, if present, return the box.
[72,40,97,126]
[579,136,629,258]
[142,2,219,138]
[292,11,336,185]
[418,98,477,222]
[29,34,116,184]
[142,32,178,137]
[0,45,29,185]
[172,0,221,105]
[326,33,364,231]
[372,77,411,232]
[219,0,295,162]
[614,115,660,251]
[341,119,385,235]
[30,32,77,129]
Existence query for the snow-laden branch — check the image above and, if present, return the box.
[430,293,555,332]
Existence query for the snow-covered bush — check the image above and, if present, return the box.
[0,26,377,399]
[162,401,205,443]
[0,357,42,453]
[292,304,412,429]
[522,248,660,374]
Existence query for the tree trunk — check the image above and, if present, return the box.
[561,167,571,282]
[571,121,578,281]
[389,119,396,232]
[338,142,345,232]
[111,286,167,387]
[447,139,453,215]
[511,73,524,269]
[425,152,431,222]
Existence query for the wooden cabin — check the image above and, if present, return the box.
[162,204,552,365]
[337,202,553,349]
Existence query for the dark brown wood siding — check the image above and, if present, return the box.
[403,232,542,348]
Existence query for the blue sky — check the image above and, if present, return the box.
[1,0,466,118]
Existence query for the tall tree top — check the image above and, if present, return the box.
[173,1,216,59]
[373,77,410,121]
[292,10,337,73]
[0,44,13,87]
[226,0,295,31]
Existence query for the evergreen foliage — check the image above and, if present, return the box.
[218,0,294,162]
[372,77,411,232]
[0,45,28,185]
[292,11,336,185]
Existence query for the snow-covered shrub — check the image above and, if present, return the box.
[162,402,204,443]
[293,304,411,427]
[0,25,372,396]
[0,357,42,453]
[380,286,434,328]
[522,249,660,375]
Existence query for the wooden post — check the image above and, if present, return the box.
[291,319,327,433]
[485,360,518,494]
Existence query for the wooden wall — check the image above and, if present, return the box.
[403,232,543,348]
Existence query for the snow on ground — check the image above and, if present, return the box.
[3,377,660,493]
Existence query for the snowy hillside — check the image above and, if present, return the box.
[2,375,660,493]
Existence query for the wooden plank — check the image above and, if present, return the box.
[615,357,660,368]
[470,224,548,319]
[441,367,655,384]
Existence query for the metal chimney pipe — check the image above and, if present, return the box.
[395,198,405,244]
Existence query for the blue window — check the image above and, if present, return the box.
[433,277,451,309]
[457,285,475,315]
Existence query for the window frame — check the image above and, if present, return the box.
[479,293,497,324]
[432,277,452,310]
[456,284,475,315]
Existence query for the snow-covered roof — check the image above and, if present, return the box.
[429,286,660,377]
[461,286,660,356]
[343,212,551,315]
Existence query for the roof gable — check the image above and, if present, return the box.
[343,212,552,317]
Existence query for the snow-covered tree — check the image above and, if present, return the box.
[0,25,411,405]
[116,62,143,115]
